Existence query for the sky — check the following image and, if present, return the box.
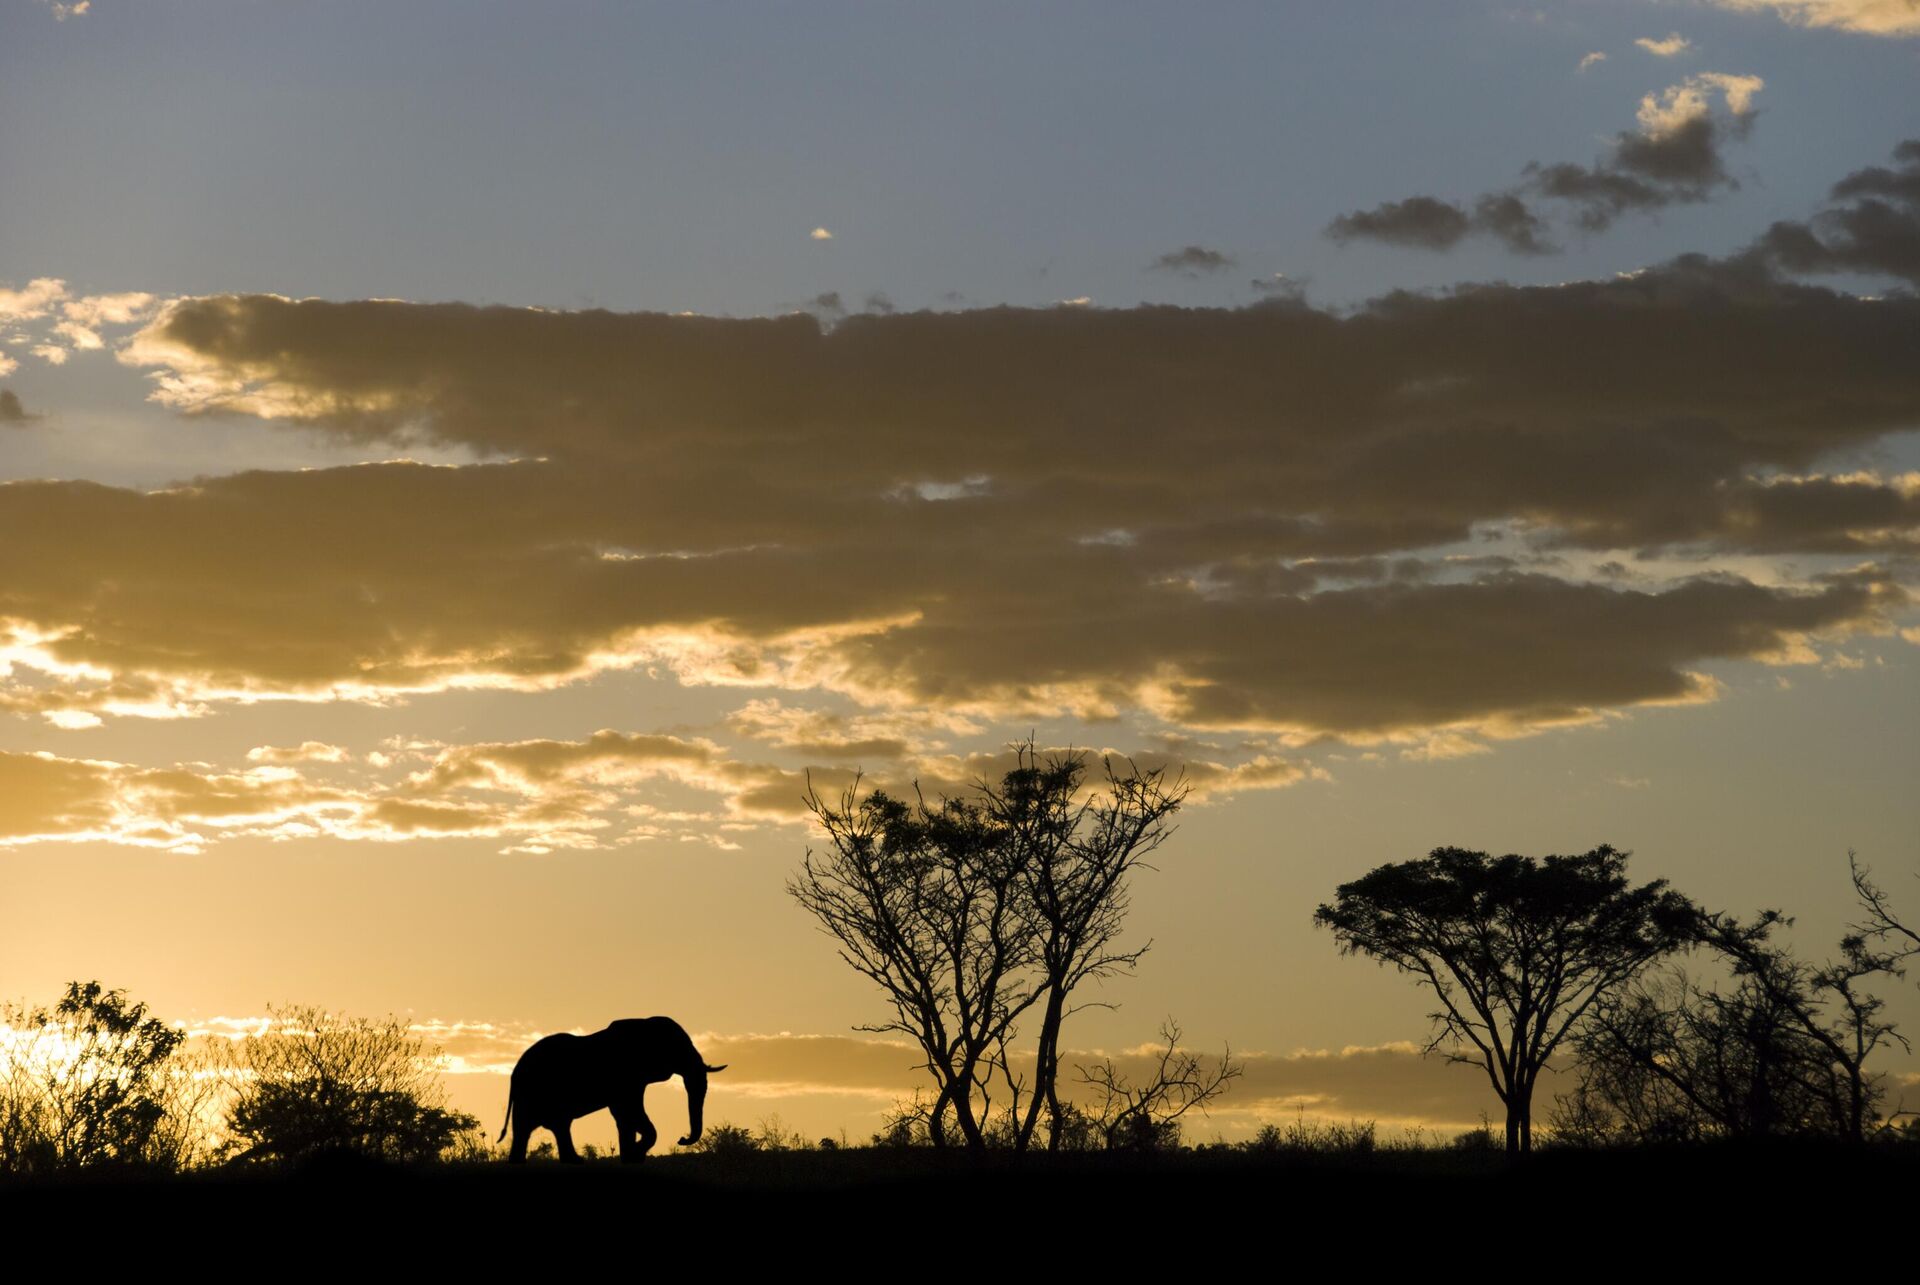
[2,0,1919,1146]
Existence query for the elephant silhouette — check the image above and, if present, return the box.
[498,1016,726,1163]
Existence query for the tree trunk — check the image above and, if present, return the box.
[928,1080,953,1149]
[1019,987,1066,1152]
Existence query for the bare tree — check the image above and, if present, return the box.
[1849,851,1919,969]
[1697,908,1907,1142]
[1074,1018,1242,1151]
[788,745,1184,1152]
[790,778,1040,1150]
[1568,897,1910,1144]
[976,746,1186,1150]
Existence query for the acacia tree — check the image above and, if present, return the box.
[1314,845,1696,1154]
[788,745,1184,1152]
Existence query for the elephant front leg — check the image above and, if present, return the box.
[612,1104,657,1163]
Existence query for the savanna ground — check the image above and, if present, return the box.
[7,1143,1913,1252]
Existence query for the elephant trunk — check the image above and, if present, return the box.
[678,1066,709,1147]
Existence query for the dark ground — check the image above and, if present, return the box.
[4,1144,1913,1258]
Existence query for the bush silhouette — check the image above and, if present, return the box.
[218,1003,478,1165]
[0,981,211,1176]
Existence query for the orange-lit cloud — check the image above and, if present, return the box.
[1708,0,1920,36]
[0,727,1321,855]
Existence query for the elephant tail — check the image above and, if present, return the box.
[497,1092,513,1144]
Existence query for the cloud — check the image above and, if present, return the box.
[1324,195,1554,255]
[0,724,1323,855]
[0,234,1906,745]
[1327,197,1473,251]
[1248,273,1309,302]
[1150,245,1237,277]
[1635,33,1695,56]
[810,227,834,241]
[725,698,966,760]
[1527,72,1763,231]
[1749,138,1920,284]
[246,741,351,765]
[63,292,158,328]
[0,284,160,367]
[1579,51,1608,70]
[0,749,366,854]
[1330,73,1764,251]
[0,390,34,425]
[1705,0,1920,36]
[0,279,68,322]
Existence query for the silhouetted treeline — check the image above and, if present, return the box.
[5,826,1916,1183]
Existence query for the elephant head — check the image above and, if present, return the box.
[678,1059,728,1146]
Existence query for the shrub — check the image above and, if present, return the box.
[218,1003,477,1165]
[0,981,213,1175]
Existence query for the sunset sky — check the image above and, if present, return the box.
[3,0,1918,1144]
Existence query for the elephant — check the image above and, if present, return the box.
[498,1016,726,1163]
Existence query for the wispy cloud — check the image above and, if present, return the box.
[1635,33,1694,57]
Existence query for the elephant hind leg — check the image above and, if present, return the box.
[508,1118,534,1164]
[552,1121,584,1164]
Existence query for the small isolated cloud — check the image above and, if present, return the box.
[246,742,352,765]
[43,0,91,19]
[0,390,33,425]
[1057,295,1093,307]
[1579,51,1608,70]
[810,227,834,241]
[1706,0,1920,36]
[1636,33,1695,56]
[1327,194,1553,254]
[1150,245,1237,277]
[1327,196,1472,250]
